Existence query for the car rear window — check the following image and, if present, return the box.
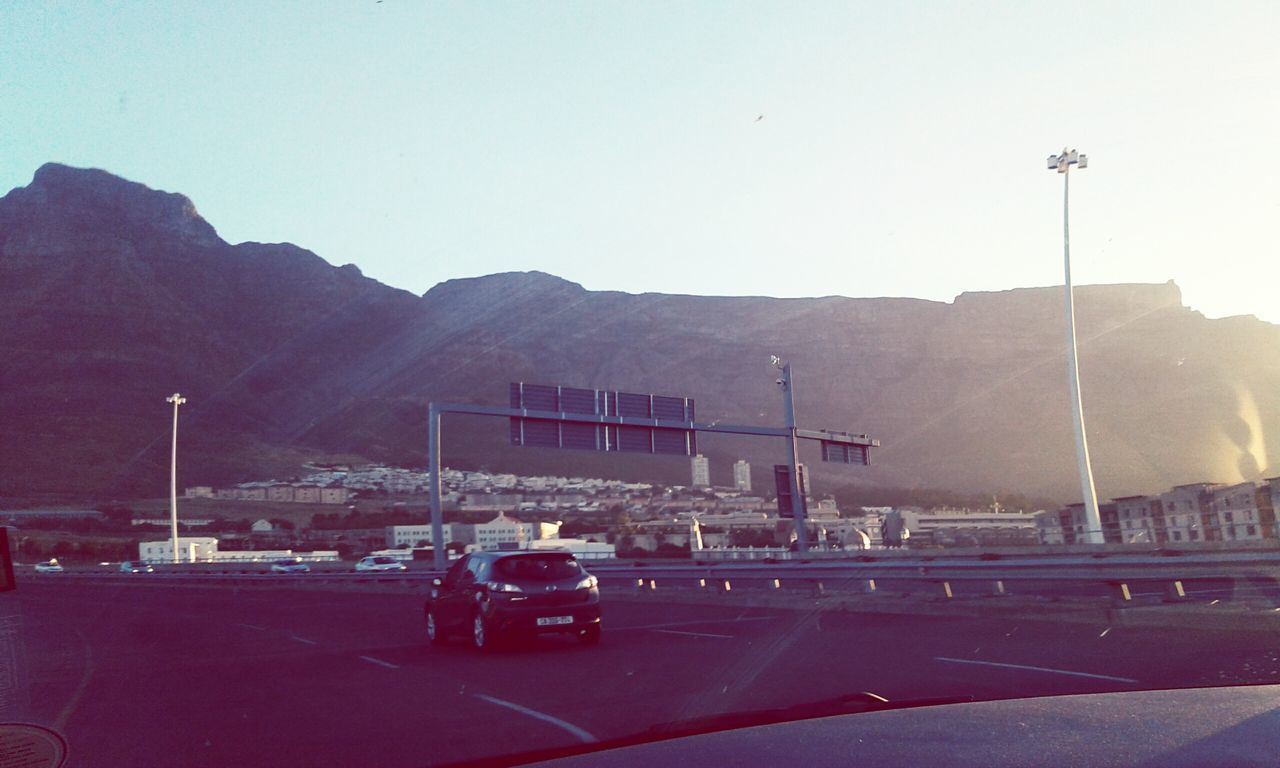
[493,556,583,582]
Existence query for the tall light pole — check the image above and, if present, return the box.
[1046,148,1102,544]
[771,355,809,553]
[166,393,187,563]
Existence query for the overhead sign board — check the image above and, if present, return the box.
[821,441,870,465]
[509,383,697,456]
[773,464,808,519]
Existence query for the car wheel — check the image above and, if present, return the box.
[472,612,495,652]
[426,608,447,645]
[578,624,601,646]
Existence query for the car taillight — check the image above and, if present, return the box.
[575,575,598,590]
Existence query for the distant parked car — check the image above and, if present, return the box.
[34,559,65,574]
[355,556,407,572]
[270,558,311,574]
[119,560,154,574]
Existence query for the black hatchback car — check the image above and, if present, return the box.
[425,550,602,650]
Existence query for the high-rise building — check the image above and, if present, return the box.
[733,460,752,492]
[691,454,710,488]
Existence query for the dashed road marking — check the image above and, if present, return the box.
[614,616,773,632]
[935,656,1137,683]
[358,655,399,669]
[474,694,597,743]
[291,636,318,645]
[237,623,266,631]
[653,629,735,639]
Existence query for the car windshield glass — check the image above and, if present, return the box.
[6,3,1280,767]
[494,556,583,582]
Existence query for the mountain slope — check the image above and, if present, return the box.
[2,164,1277,501]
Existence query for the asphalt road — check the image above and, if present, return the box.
[9,581,1280,767]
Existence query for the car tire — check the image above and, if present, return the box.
[472,611,496,652]
[426,608,447,646]
[578,624,601,646]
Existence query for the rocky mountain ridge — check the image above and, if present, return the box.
[2,164,1277,502]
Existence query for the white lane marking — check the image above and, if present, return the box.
[474,694,598,744]
[237,623,266,631]
[653,629,735,639]
[1131,588,1235,599]
[53,626,95,732]
[935,657,1137,683]
[291,636,318,645]
[1098,628,1111,638]
[614,616,774,632]
[358,655,400,669]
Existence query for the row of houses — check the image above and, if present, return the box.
[185,484,351,505]
[1038,477,1280,545]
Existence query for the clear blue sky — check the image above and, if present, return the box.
[3,1,1277,321]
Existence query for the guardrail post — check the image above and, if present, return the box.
[1111,581,1132,607]
[769,578,781,590]
[1163,580,1187,602]
[863,578,877,594]
[721,579,732,593]
[941,581,953,599]
[812,580,825,597]
[992,579,1007,596]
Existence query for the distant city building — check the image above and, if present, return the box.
[1158,483,1220,543]
[810,498,841,521]
[293,485,321,504]
[384,514,560,551]
[897,509,1037,547]
[691,455,710,488]
[184,486,214,499]
[474,511,545,550]
[1207,482,1272,542]
[1037,478,1279,545]
[139,537,219,563]
[319,487,349,505]
[385,524,462,548]
[529,538,615,560]
[733,460,752,492]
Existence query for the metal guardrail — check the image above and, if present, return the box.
[25,555,1280,609]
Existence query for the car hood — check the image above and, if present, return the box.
[529,685,1280,768]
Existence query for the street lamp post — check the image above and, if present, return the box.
[771,356,809,553]
[166,393,187,563]
[1046,147,1102,544]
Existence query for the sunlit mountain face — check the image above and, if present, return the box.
[2,164,1277,501]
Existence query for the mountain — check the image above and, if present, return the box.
[2,163,1278,503]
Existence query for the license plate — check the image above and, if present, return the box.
[536,616,573,626]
